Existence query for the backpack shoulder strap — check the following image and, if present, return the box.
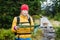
[17,16,31,25]
[17,16,20,26]
[28,17,31,25]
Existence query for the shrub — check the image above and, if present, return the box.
[54,13,60,21]
[0,29,15,40]
[55,27,60,40]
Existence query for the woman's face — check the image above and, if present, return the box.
[21,10,28,16]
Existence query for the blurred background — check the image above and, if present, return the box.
[0,0,60,40]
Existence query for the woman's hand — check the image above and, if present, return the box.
[14,26,19,30]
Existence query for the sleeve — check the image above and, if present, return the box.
[11,17,17,32]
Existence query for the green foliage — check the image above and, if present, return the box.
[33,15,40,19]
[55,27,60,40]
[0,29,15,40]
[54,13,60,21]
